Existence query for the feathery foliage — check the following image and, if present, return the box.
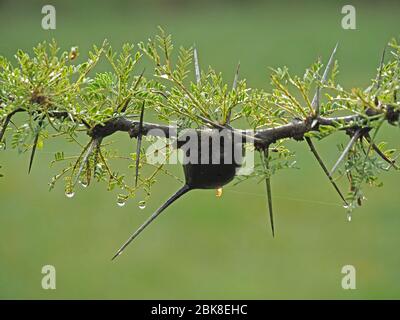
[1,28,400,217]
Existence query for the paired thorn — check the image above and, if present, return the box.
[192,48,236,129]
[311,43,338,116]
[330,129,363,176]
[262,148,275,237]
[112,184,191,260]
[135,101,145,187]
[305,137,348,205]
[191,49,251,142]
[363,133,399,169]
[28,118,44,174]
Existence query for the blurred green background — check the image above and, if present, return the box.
[1,0,400,299]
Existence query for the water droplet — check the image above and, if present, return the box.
[65,191,75,198]
[347,212,352,222]
[117,200,126,207]
[79,180,88,188]
[0,143,4,150]
[138,201,146,210]
[216,187,223,198]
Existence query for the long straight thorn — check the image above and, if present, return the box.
[0,114,13,144]
[112,184,191,260]
[135,101,145,187]
[232,61,240,90]
[330,129,362,176]
[305,136,348,205]
[321,43,338,83]
[363,133,399,169]
[193,46,201,85]
[376,46,387,90]
[262,148,275,237]
[226,62,241,125]
[28,118,43,174]
[311,43,338,115]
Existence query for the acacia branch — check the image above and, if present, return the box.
[1,104,399,151]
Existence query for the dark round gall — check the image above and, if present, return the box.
[180,129,243,189]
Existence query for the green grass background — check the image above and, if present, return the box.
[0,0,400,299]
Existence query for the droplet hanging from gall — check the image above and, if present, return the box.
[216,187,223,198]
